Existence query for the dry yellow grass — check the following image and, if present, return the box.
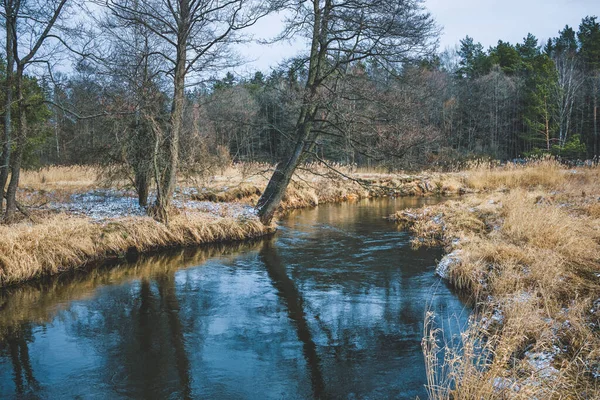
[395,161,600,399]
[463,158,566,190]
[17,163,461,208]
[179,162,463,215]
[4,163,464,288]
[19,165,99,189]
[0,212,271,287]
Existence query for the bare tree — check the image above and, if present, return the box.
[256,0,439,225]
[310,63,443,169]
[1,0,71,221]
[104,0,279,223]
[97,5,168,207]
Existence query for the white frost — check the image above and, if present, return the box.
[50,189,259,222]
[436,250,462,279]
[493,377,520,393]
[525,349,560,379]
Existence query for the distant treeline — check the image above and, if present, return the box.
[11,16,600,172]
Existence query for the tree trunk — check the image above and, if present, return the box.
[136,170,150,207]
[256,0,326,225]
[4,69,25,222]
[256,122,313,226]
[132,121,152,207]
[594,103,598,159]
[544,96,551,151]
[152,46,185,223]
[0,9,14,214]
[594,80,598,159]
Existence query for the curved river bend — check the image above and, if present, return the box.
[0,198,468,399]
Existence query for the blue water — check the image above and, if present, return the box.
[0,198,468,399]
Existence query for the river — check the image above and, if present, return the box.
[0,198,468,399]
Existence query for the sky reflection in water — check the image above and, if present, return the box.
[0,198,468,399]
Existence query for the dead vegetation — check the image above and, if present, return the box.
[462,158,567,190]
[16,163,462,212]
[392,160,600,398]
[0,212,271,287]
[1,163,464,287]
[187,163,464,212]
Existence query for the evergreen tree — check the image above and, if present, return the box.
[555,26,578,54]
[489,40,521,75]
[523,53,559,151]
[576,17,600,157]
[578,16,600,71]
[517,33,541,70]
[457,36,489,79]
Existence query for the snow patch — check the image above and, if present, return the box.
[525,348,560,379]
[493,377,520,393]
[50,189,259,222]
[481,306,505,330]
[436,250,462,279]
[52,190,146,221]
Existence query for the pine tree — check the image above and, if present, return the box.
[523,53,559,151]
[489,40,521,75]
[578,16,600,157]
[578,17,600,71]
[457,36,489,79]
[555,26,578,55]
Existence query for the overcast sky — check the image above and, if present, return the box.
[236,0,599,75]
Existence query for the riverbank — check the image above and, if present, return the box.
[390,159,600,399]
[0,163,462,287]
[0,195,464,399]
[0,241,264,337]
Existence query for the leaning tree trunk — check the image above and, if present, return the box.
[256,0,328,226]
[256,142,304,226]
[256,112,316,226]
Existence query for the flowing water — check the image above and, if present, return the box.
[0,198,468,399]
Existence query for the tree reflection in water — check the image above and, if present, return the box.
[0,198,468,399]
[260,240,327,399]
[1,325,38,395]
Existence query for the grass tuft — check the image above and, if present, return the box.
[395,161,600,398]
[0,213,271,287]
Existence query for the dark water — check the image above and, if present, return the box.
[0,198,468,399]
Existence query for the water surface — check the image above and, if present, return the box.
[0,198,468,399]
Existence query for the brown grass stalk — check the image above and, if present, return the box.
[4,163,465,288]
[396,161,600,398]
[0,212,271,287]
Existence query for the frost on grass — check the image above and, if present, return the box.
[525,348,560,379]
[52,190,146,220]
[50,189,258,221]
[436,250,462,279]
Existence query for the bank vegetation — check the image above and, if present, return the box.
[0,163,462,287]
[391,159,600,399]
